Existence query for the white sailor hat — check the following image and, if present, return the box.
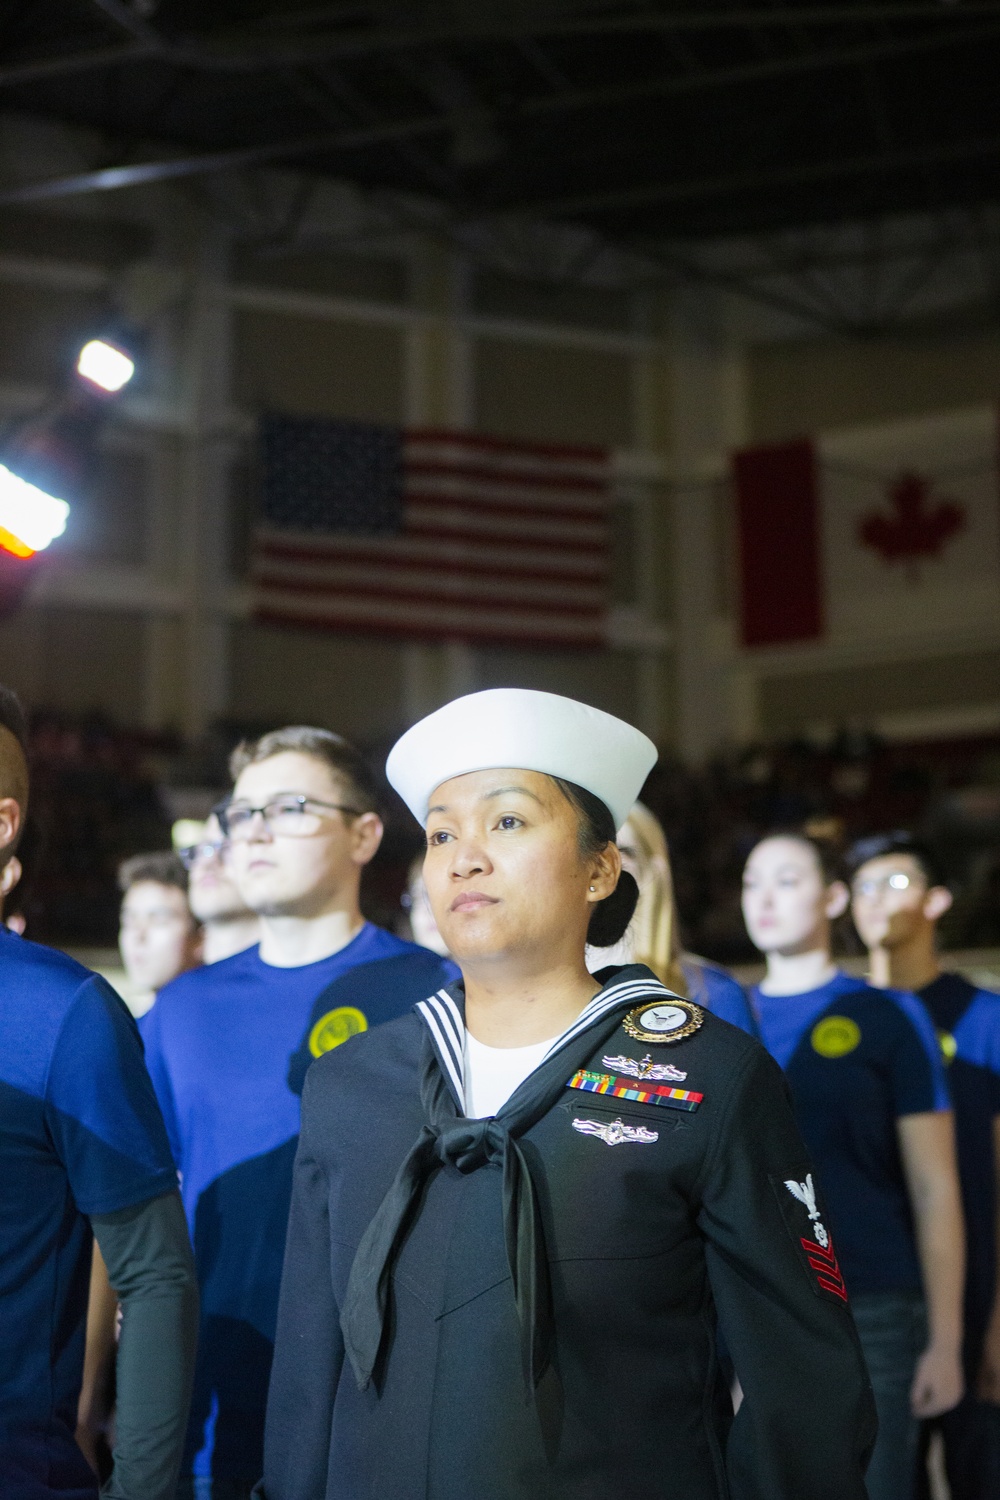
[386,688,657,830]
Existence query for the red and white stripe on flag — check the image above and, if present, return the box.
[252,429,610,649]
[733,406,1000,648]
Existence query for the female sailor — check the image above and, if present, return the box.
[259,689,875,1500]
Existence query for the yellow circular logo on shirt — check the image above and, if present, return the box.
[308,1006,368,1057]
[938,1030,957,1064]
[811,1015,861,1059]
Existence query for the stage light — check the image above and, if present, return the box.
[0,463,70,557]
[76,338,136,394]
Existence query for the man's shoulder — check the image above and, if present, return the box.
[829,981,940,1061]
[306,1009,423,1094]
[321,932,458,1007]
[0,928,96,996]
[357,924,457,971]
[952,978,1000,1067]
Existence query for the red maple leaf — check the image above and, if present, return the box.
[858,472,965,569]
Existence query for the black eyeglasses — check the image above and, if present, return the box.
[177,839,227,870]
[218,795,362,841]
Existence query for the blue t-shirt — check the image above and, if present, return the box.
[0,928,177,1500]
[918,972,1000,1357]
[682,954,757,1035]
[751,970,949,1296]
[140,925,457,1482]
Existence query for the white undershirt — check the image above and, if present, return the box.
[463,1031,560,1118]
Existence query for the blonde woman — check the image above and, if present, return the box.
[592,801,756,1033]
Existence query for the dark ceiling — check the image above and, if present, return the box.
[2,3,1000,257]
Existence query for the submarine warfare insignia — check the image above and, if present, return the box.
[622,999,704,1046]
[568,1069,703,1113]
[572,1117,658,1146]
[602,1052,687,1082]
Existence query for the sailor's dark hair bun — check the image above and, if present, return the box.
[552,776,640,948]
[586,869,639,947]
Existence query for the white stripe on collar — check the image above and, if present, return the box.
[416,972,680,1114]
[416,989,465,1104]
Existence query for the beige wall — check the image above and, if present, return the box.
[748,326,1000,443]
[232,310,406,424]
[757,650,1000,738]
[229,623,406,741]
[0,606,147,721]
[474,336,635,448]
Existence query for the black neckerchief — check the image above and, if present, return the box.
[340,964,678,1395]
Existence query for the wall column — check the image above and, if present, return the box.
[401,247,477,723]
[176,224,234,741]
[668,288,752,762]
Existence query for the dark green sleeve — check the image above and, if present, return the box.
[90,1189,199,1500]
[696,1046,877,1500]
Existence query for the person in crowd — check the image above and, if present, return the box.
[402,852,450,956]
[118,851,203,1016]
[141,725,458,1499]
[591,800,756,1032]
[259,688,875,1500]
[0,684,198,1500]
[850,831,1000,1499]
[80,826,259,1459]
[1,851,24,932]
[741,830,965,1500]
[179,810,260,963]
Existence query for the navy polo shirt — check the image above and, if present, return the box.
[140,924,457,1483]
[0,928,178,1500]
[918,972,1000,1354]
[751,970,949,1296]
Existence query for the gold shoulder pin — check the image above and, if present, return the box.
[623,998,704,1046]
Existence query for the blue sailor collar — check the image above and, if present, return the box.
[415,963,685,1114]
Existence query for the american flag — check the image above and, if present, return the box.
[251,414,611,649]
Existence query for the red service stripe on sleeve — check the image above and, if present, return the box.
[800,1237,848,1302]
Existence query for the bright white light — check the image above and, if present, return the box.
[77,339,135,393]
[0,464,70,551]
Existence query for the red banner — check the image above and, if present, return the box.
[732,438,823,648]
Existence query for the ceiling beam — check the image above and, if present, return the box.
[514,19,1000,123]
[0,4,997,89]
[514,134,1000,220]
[0,116,451,205]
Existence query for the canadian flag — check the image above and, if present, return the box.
[732,406,1000,648]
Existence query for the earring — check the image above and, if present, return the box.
[589,885,596,892]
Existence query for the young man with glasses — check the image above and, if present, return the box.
[850,832,1000,1500]
[178,811,259,965]
[140,726,457,1500]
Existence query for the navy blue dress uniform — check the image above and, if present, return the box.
[258,964,876,1500]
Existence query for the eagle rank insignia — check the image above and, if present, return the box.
[623,999,704,1046]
